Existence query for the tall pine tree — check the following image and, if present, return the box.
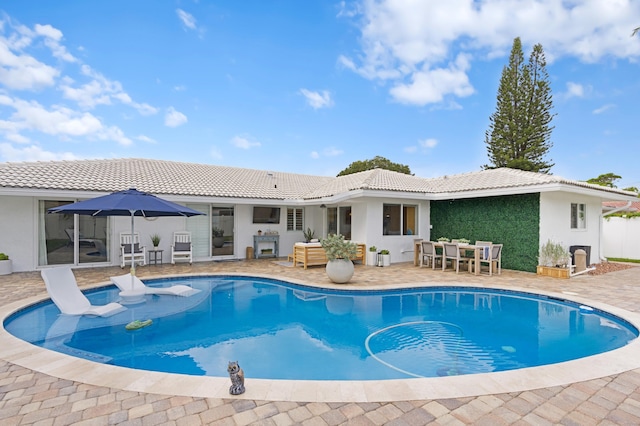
[484,38,555,173]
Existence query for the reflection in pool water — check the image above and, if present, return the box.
[5,276,638,380]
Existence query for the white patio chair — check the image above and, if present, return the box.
[120,232,146,268]
[171,231,193,264]
[41,267,125,317]
[420,241,442,269]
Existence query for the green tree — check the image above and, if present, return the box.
[337,156,411,176]
[586,173,622,188]
[484,38,555,173]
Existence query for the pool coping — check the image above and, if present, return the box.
[2,272,640,403]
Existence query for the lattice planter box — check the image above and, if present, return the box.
[536,265,570,279]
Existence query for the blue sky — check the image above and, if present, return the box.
[1,1,639,189]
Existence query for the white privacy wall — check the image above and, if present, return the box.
[539,191,602,263]
[602,216,640,260]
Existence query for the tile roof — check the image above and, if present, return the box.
[0,158,333,200]
[0,158,635,201]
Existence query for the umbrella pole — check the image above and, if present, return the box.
[130,211,135,291]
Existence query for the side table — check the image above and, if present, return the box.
[148,249,163,265]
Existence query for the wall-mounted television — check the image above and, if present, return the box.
[252,207,281,224]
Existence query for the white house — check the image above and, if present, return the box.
[0,158,635,273]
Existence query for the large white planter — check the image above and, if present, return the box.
[380,254,390,267]
[0,259,12,275]
[366,251,378,266]
[325,259,354,284]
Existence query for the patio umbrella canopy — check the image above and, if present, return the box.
[48,188,204,292]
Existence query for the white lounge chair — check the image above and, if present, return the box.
[41,267,126,317]
[171,231,193,264]
[110,273,200,297]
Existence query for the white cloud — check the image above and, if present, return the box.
[176,9,197,30]
[343,0,640,105]
[563,82,588,99]
[299,89,334,109]
[176,9,205,37]
[0,40,60,90]
[310,151,319,159]
[324,147,343,157]
[0,95,133,145]
[164,107,188,127]
[136,135,156,144]
[389,54,474,105]
[419,138,438,149]
[0,142,79,162]
[231,135,261,150]
[34,24,76,62]
[593,104,615,114]
[59,65,158,115]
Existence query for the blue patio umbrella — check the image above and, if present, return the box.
[48,188,204,288]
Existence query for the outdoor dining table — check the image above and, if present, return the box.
[415,240,484,275]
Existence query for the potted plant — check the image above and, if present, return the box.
[0,253,11,275]
[213,227,225,248]
[457,238,470,245]
[150,233,161,249]
[378,249,391,267]
[367,245,378,266]
[321,234,358,283]
[437,237,450,242]
[303,227,316,243]
[537,239,572,278]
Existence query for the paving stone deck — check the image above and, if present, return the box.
[1,259,639,425]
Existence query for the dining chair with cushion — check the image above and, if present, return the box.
[475,241,492,259]
[477,243,503,275]
[442,242,469,273]
[420,241,442,269]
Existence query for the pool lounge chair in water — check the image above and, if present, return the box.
[41,267,126,317]
[110,273,200,297]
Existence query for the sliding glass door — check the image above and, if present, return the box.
[38,200,109,266]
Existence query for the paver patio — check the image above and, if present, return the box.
[0,259,639,425]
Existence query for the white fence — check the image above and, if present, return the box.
[602,216,640,260]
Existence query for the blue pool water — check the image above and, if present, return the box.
[5,276,638,380]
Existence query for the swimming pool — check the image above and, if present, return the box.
[5,275,638,381]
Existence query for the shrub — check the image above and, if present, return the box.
[321,234,357,261]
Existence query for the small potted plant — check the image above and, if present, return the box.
[437,237,450,242]
[150,233,161,249]
[213,227,225,248]
[537,239,572,278]
[367,245,378,266]
[379,249,390,267]
[457,238,470,246]
[321,234,358,283]
[0,252,11,275]
[303,227,316,243]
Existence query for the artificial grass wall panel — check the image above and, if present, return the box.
[430,193,540,272]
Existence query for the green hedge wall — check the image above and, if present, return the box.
[430,193,540,272]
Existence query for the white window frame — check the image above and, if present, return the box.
[287,207,304,231]
[571,203,586,229]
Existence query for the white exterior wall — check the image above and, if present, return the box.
[0,195,37,272]
[355,198,429,264]
[539,192,602,263]
[602,216,640,260]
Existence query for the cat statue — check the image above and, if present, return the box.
[227,361,245,395]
